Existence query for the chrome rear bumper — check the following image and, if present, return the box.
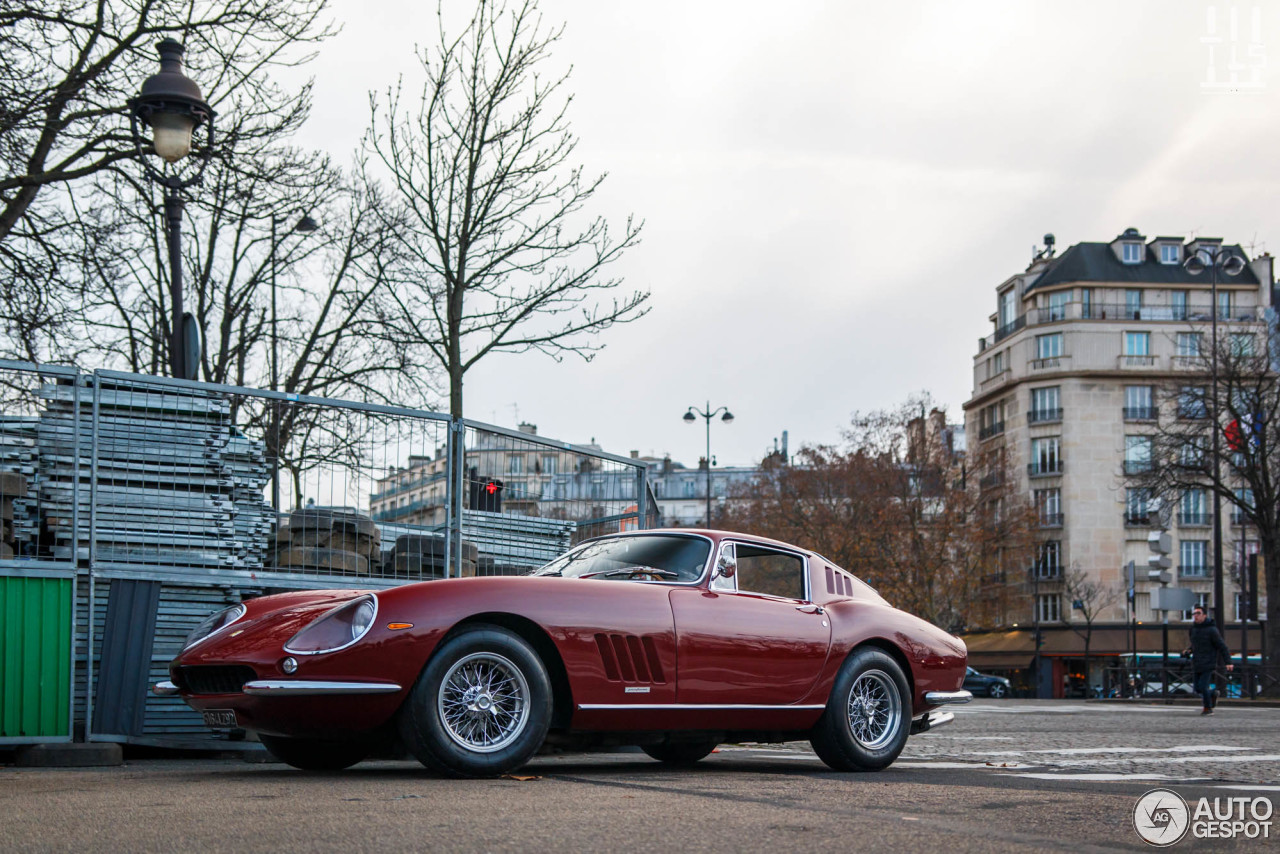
[923,689,973,705]
[910,709,955,734]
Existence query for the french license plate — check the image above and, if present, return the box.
[202,709,238,728]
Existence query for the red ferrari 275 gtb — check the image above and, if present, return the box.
[156,530,972,776]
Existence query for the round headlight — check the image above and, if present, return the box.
[284,594,378,655]
[183,604,245,651]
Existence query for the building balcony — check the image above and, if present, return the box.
[1177,511,1211,527]
[977,303,1266,352]
[978,471,1004,490]
[1028,408,1063,424]
[1123,406,1158,421]
[1038,513,1064,528]
[1029,355,1070,372]
[1118,355,1158,369]
[1124,512,1151,527]
[1030,566,1062,581]
[1028,461,1063,478]
[980,368,1011,391]
[1172,355,1206,371]
[1124,460,1153,475]
[1232,511,1250,526]
[978,422,1005,441]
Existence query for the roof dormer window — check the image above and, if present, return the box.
[1122,243,1143,264]
[1159,244,1180,264]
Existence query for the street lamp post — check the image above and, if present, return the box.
[127,39,215,380]
[1184,246,1247,631]
[683,403,733,526]
[268,213,318,515]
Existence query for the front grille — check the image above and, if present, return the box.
[175,665,256,695]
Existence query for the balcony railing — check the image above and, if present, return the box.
[1124,460,1153,475]
[1028,461,1063,477]
[1123,406,1158,421]
[1232,511,1250,526]
[980,368,1011,390]
[1031,565,1062,581]
[978,302,1266,351]
[1028,408,1063,424]
[1124,512,1151,526]
[1180,567,1209,579]
[978,422,1005,441]
[1178,511,1211,527]
[1038,512,1064,527]
[1118,355,1158,369]
[979,472,1004,490]
[1030,356,1069,371]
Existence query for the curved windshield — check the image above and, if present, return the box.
[532,535,710,583]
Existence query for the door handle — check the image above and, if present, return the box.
[795,604,825,615]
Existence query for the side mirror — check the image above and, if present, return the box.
[713,555,736,580]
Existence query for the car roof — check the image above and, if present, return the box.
[586,528,819,558]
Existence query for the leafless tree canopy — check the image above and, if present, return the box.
[364,0,649,417]
[1126,324,1280,667]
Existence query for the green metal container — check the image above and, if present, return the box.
[0,575,72,739]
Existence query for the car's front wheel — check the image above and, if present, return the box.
[258,734,370,771]
[988,682,1008,699]
[810,647,911,772]
[399,625,552,778]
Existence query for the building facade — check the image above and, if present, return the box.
[962,229,1273,692]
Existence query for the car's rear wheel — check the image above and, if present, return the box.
[641,738,719,766]
[988,682,1008,699]
[399,625,552,778]
[258,734,370,771]
[810,647,911,772]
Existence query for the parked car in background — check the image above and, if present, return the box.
[963,666,1011,699]
[157,529,973,777]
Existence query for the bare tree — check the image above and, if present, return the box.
[0,0,334,363]
[364,0,648,419]
[1128,323,1280,671]
[1058,563,1120,692]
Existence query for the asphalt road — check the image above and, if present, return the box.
[2,700,1277,853]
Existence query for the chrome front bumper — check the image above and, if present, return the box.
[924,689,973,705]
[152,679,402,697]
[910,709,955,734]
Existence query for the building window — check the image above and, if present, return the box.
[1233,487,1255,525]
[1171,289,1188,319]
[1035,488,1062,526]
[683,479,696,498]
[1180,540,1208,577]
[1161,244,1181,265]
[1179,489,1208,526]
[1036,333,1063,359]
[1030,437,1061,476]
[1080,288,1093,318]
[1177,332,1202,359]
[1029,386,1061,422]
[1047,290,1071,321]
[1122,243,1143,264]
[1196,245,1217,265]
[990,350,1006,376]
[1126,488,1150,525]
[1124,435,1152,474]
[541,455,557,475]
[1125,289,1143,318]
[1035,541,1061,579]
[1218,290,1232,319]
[998,288,1017,329]
[1230,333,1255,357]
[1124,331,1150,356]
[1182,591,1211,621]
[1036,594,1061,622]
[1177,386,1207,419]
[1124,385,1155,420]
[508,454,524,474]
[1178,438,1206,468]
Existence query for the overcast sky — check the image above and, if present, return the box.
[279,0,1279,466]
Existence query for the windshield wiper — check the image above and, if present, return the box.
[577,567,679,580]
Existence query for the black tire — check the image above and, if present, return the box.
[810,647,912,772]
[258,734,370,771]
[399,625,552,778]
[641,739,719,766]
[988,682,1008,699]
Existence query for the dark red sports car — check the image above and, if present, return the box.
[156,530,971,776]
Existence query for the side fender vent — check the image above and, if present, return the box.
[594,633,666,684]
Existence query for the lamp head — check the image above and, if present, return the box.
[721,410,734,423]
[1221,253,1247,277]
[295,215,319,233]
[1182,254,1207,277]
[129,39,213,164]
[683,410,696,423]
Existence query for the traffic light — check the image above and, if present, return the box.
[468,477,503,512]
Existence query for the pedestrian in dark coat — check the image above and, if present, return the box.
[1183,606,1233,715]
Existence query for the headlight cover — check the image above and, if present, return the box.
[183,604,246,651]
[284,595,378,655]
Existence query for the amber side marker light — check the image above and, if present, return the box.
[387,623,414,630]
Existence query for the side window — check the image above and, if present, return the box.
[735,545,806,601]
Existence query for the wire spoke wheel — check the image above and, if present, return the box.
[437,651,530,753]
[845,669,902,750]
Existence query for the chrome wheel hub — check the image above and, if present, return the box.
[846,669,902,750]
[438,652,530,753]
